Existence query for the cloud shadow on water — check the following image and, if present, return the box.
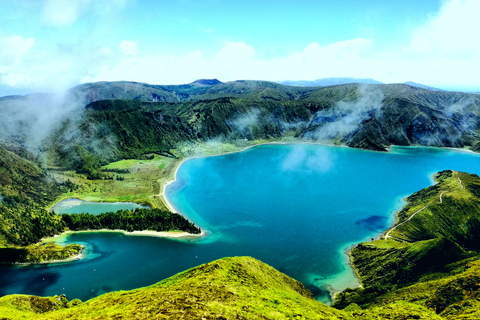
[355,215,387,232]
[22,271,61,296]
[0,266,61,297]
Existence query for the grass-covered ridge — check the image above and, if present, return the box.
[389,170,480,247]
[0,257,348,320]
[3,255,479,319]
[3,154,480,318]
[334,170,480,319]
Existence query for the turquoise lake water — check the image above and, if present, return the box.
[50,199,149,215]
[1,144,480,304]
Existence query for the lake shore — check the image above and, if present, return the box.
[33,228,206,264]
[160,140,406,304]
[160,139,349,213]
[318,243,363,304]
[44,228,207,242]
[9,247,86,266]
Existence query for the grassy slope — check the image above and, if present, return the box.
[1,256,461,319]
[334,170,480,319]
[0,257,348,320]
[390,170,480,247]
[1,256,467,319]
[3,169,480,319]
[50,155,179,211]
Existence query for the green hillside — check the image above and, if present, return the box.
[388,170,480,247]
[2,171,480,319]
[3,255,479,319]
[0,143,201,263]
[2,81,480,318]
[334,170,480,319]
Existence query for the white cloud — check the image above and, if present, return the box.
[0,37,377,93]
[0,35,35,65]
[276,38,373,80]
[282,146,334,174]
[403,0,480,58]
[0,35,36,87]
[2,0,480,96]
[42,0,130,27]
[0,34,115,92]
[207,42,257,80]
[119,41,138,56]
[43,0,89,26]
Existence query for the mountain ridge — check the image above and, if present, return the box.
[280,77,384,87]
[1,79,480,317]
[2,80,480,184]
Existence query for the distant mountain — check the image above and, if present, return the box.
[3,80,480,319]
[404,81,443,91]
[191,78,222,86]
[2,80,480,175]
[279,77,383,87]
[59,80,318,106]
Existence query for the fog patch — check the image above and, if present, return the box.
[227,108,263,139]
[306,85,385,141]
[281,145,334,174]
[279,119,309,133]
[0,92,88,156]
[0,89,121,168]
[443,96,479,132]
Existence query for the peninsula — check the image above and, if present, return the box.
[2,80,480,318]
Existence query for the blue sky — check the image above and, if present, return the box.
[0,0,479,95]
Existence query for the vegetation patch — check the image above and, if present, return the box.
[62,208,200,234]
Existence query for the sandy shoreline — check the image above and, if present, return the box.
[160,140,350,213]
[29,228,206,265]
[38,142,477,297]
[25,227,206,266]
[44,228,207,242]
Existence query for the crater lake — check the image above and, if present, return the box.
[1,144,480,304]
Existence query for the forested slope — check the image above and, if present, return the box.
[0,143,70,246]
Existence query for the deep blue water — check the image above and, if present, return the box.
[50,198,149,215]
[1,144,480,304]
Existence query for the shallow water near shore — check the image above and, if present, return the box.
[1,144,480,304]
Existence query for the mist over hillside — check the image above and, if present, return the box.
[1,80,480,177]
[2,80,480,319]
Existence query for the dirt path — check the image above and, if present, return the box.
[385,191,446,240]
